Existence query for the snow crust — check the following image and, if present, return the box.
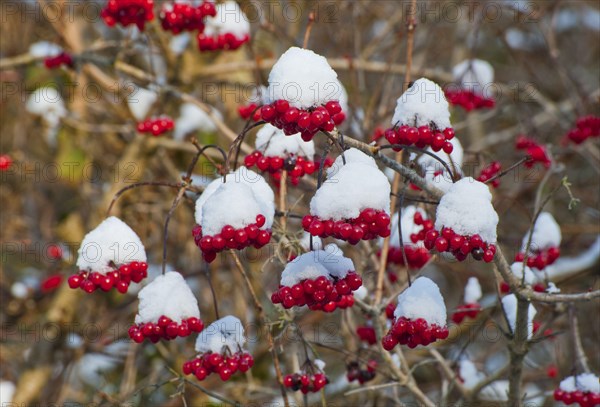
[195,315,246,354]
[29,41,62,58]
[194,168,275,236]
[388,206,428,248]
[134,271,200,324]
[300,232,322,251]
[435,177,498,243]
[76,217,147,274]
[559,373,600,393]
[255,124,315,158]
[204,1,250,38]
[509,262,537,285]
[174,102,221,140]
[391,78,452,130]
[501,294,537,339]
[417,137,464,172]
[26,87,67,127]
[393,277,447,326]
[267,47,339,109]
[521,212,562,252]
[310,149,390,220]
[464,277,482,304]
[280,244,354,287]
[127,86,157,121]
[452,59,495,95]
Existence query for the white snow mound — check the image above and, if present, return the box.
[267,47,339,109]
[127,86,157,121]
[311,150,390,220]
[195,168,275,236]
[204,1,250,38]
[76,216,147,274]
[386,206,428,248]
[509,262,537,285]
[327,147,377,178]
[280,244,355,286]
[135,271,200,324]
[435,177,498,243]
[521,212,562,252]
[394,277,447,326]
[195,315,247,354]
[174,102,221,140]
[501,294,537,339]
[392,78,452,130]
[255,124,315,158]
[464,277,482,303]
[26,87,67,127]
[559,373,600,393]
[452,59,495,95]
[29,41,63,58]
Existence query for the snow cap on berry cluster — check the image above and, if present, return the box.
[203,1,250,38]
[326,148,377,178]
[76,217,147,274]
[310,149,391,220]
[300,232,322,251]
[195,167,275,236]
[267,47,340,109]
[452,59,494,95]
[391,78,452,130]
[174,102,221,140]
[510,262,537,285]
[520,212,562,252]
[559,373,600,393]
[195,315,246,354]
[280,244,355,287]
[501,294,537,339]
[388,206,428,248]
[134,271,200,324]
[255,124,315,158]
[435,177,498,243]
[464,277,482,304]
[127,86,157,121]
[29,41,63,58]
[458,359,485,389]
[417,138,464,193]
[394,277,447,326]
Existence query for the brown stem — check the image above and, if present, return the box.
[106,181,181,217]
[279,170,288,231]
[303,12,316,49]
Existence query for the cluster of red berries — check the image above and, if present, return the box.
[136,117,175,136]
[197,33,250,51]
[128,316,204,343]
[371,127,385,142]
[554,388,600,407]
[382,317,449,350]
[67,261,149,294]
[451,303,481,324]
[238,103,261,121]
[0,154,12,171]
[500,281,546,294]
[101,0,155,30]
[445,89,495,112]
[41,275,63,293]
[565,116,600,145]
[183,352,254,381]
[283,372,329,393]
[159,2,216,34]
[44,53,73,69]
[515,136,551,168]
[244,151,323,186]
[347,360,377,384]
[383,211,433,269]
[356,326,377,345]
[260,100,345,142]
[272,273,362,312]
[515,247,560,270]
[477,161,501,188]
[302,209,391,244]
[384,125,455,153]
[424,228,496,262]
[192,216,272,263]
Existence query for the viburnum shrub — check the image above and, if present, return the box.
[445,59,496,111]
[43,52,73,69]
[429,178,498,262]
[384,78,456,153]
[477,161,501,188]
[302,149,391,243]
[261,47,346,141]
[515,135,552,168]
[564,115,600,144]
[128,271,203,343]
[192,167,275,262]
[553,373,600,407]
[452,277,482,324]
[244,124,329,185]
[500,262,547,294]
[101,0,155,30]
[183,316,253,381]
[159,1,216,34]
[68,217,148,293]
[197,1,250,51]
[271,245,362,312]
[346,359,378,384]
[283,359,329,394]
[136,116,175,136]
[515,212,562,270]
[383,277,449,350]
